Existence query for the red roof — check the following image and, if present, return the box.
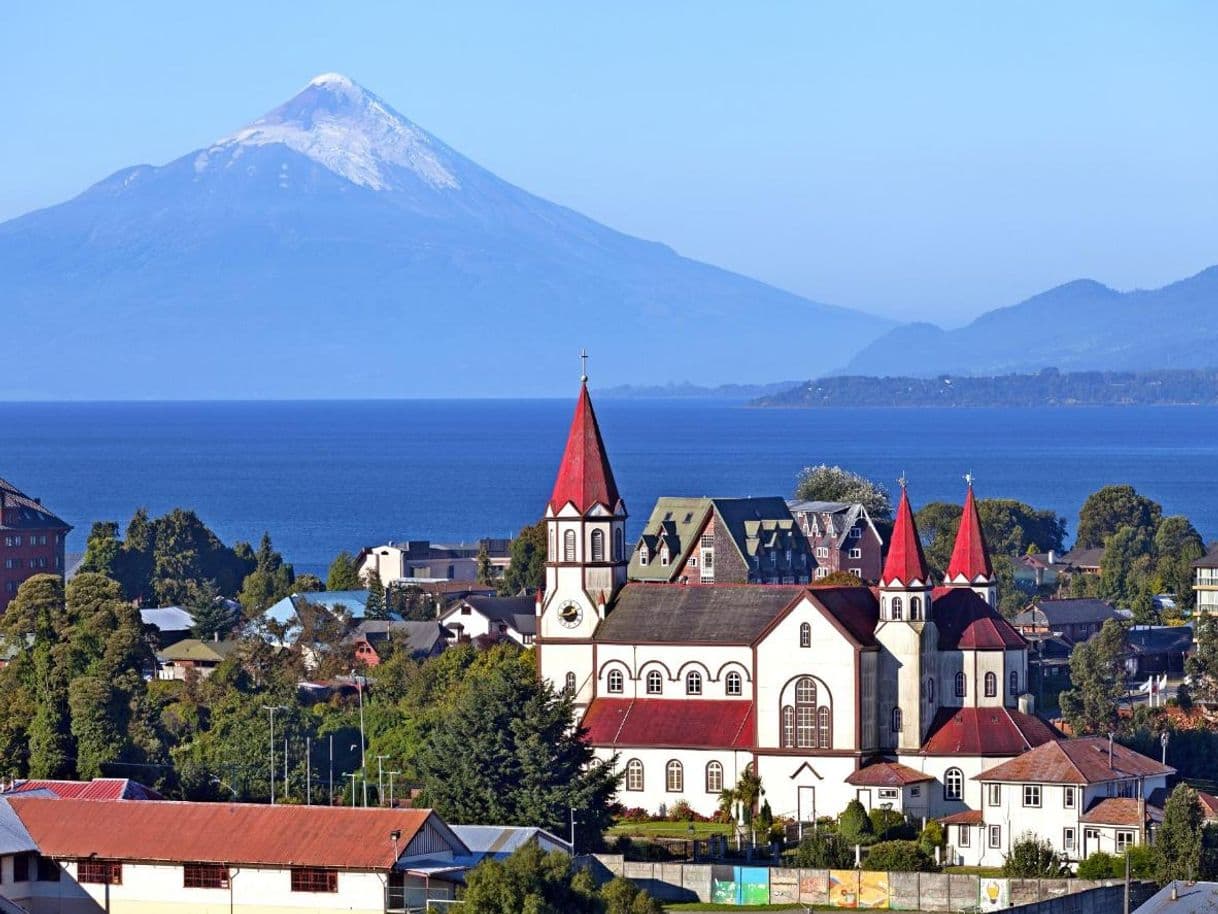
[977,736,1173,784]
[932,588,1026,650]
[940,809,983,826]
[1079,797,1153,827]
[846,761,935,787]
[581,699,753,750]
[880,486,929,586]
[549,383,621,514]
[946,484,993,583]
[11,798,450,870]
[5,778,161,801]
[920,706,1060,756]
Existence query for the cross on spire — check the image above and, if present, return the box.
[964,472,974,488]
[579,349,589,383]
[897,472,908,490]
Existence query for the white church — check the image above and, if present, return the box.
[535,377,1173,863]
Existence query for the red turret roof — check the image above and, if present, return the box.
[946,483,993,582]
[549,383,621,514]
[881,486,929,586]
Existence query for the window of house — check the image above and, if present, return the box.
[958,826,971,847]
[291,868,338,893]
[988,825,1002,848]
[703,550,714,569]
[1023,785,1041,807]
[564,672,576,693]
[1063,787,1076,809]
[927,677,935,703]
[36,857,60,882]
[945,768,963,801]
[607,669,624,693]
[850,567,862,577]
[849,548,862,559]
[626,759,644,791]
[523,634,534,645]
[614,529,624,561]
[646,670,662,694]
[988,784,1001,806]
[666,760,683,792]
[1010,670,1019,695]
[770,551,777,567]
[726,671,743,696]
[818,706,831,748]
[910,596,922,620]
[686,671,703,695]
[878,788,899,800]
[781,705,795,747]
[985,672,997,697]
[850,527,863,538]
[1116,831,1134,852]
[184,864,230,889]
[639,545,649,565]
[800,622,811,648]
[955,672,967,697]
[892,596,903,620]
[817,546,829,558]
[891,707,902,733]
[13,854,30,882]
[689,555,698,568]
[660,547,670,566]
[1063,828,1076,851]
[590,529,604,562]
[563,530,576,562]
[910,786,921,798]
[78,860,122,885]
[706,761,724,794]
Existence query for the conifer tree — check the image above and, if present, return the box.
[363,570,388,620]
[1059,618,1127,735]
[327,550,362,591]
[1158,784,1203,883]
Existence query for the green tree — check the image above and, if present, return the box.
[1077,851,1118,879]
[79,521,122,578]
[327,550,363,591]
[916,499,1066,575]
[188,580,237,640]
[1059,618,1127,735]
[416,660,619,851]
[116,507,156,602]
[1157,783,1204,883]
[237,532,295,616]
[500,521,547,596]
[363,570,388,620]
[839,798,875,845]
[1100,525,1155,607]
[1076,485,1162,550]
[461,842,630,914]
[294,574,324,593]
[794,465,893,520]
[1002,833,1066,877]
[1187,616,1218,705]
[476,544,495,585]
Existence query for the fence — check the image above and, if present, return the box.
[582,856,1146,910]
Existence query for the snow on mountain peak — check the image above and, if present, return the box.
[196,74,460,192]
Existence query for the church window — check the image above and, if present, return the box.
[945,767,964,801]
[686,671,703,695]
[796,676,817,706]
[706,761,724,794]
[564,672,576,694]
[781,706,795,747]
[797,705,816,748]
[985,672,997,697]
[563,530,576,562]
[926,677,935,703]
[607,669,624,693]
[818,706,831,748]
[891,597,903,620]
[549,528,556,559]
[726,671,743,696]
[792,677,827,748]
[625,759,644,791]
[891,707,902,733]
[955,672,967,698]
[1010,670,1019,695]
[799,622,811,648]
[613,528,624,561]
[590,529,604,561]
[666,760,683,792]
[646,670,663,695]
[910,597,922,620]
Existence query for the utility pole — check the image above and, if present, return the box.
[569,808,576,854]
[305,736,311,805]
[351,669,367,771]
[262,705,286,804]
[328,735,334,805]
[387,771,400,807]
[343,772,358,805]
[376,755,390,805]
[283,737,288,801]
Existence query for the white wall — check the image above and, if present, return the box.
[593,643,753,701]
[597,746,752,818]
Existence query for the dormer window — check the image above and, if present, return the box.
[660,547,670,566]
[850,527,862,538]
[639,545,649,566]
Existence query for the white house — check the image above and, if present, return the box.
[439,595,538,646]
[944,737,1173,868]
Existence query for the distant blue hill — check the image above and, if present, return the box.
[0,73,893,399]
[839,269,1218,377]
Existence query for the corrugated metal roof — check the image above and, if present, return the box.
[140,606,196,631]
[0,798,36,856]
[845,761,934,787]
[977,736,1173,785]
[12,798,444,870]
[921,707,1060,756]
[450,825,568,859]
[5,778,162,801]
[582,698,754,749]
[597,583,804,643]
[932,588,1026,649]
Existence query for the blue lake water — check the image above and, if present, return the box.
[0,400,1215,575]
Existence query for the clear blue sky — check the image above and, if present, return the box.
[3,1,1216,324]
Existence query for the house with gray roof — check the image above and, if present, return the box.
[350,620,450,666]
[439,595,537,646]
[1011,598,1124,644]
[787,499,884,582]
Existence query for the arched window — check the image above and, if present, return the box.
[818,706,831,748]
[706,761,724,794]
[646,670,663,695]
[607,669,624,693]
[955,672,967,698]
[549,527,556,560]
[944,767,964,801]
[613,528,624,561]
[625,759,644,792]
[564,672,576,693]
[927,677,935,703]
[686,671,703,695]
[590,529,604,561]
[725,671,743,697]
[799,622,811,648]
[892,596,904,620]
[1010,670,1019,696]
[910,596,922,620]
[563,530,576,562]
[891,707,902,733]
[666,760,683,792]
[781,705,795,747]
[795,677,818,748]
[984,671,997,697]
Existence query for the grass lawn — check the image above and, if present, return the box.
[664,904,819,911]
[943,865,1005,877]
[607,820,735,839]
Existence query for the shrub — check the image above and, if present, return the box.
[919,819,945,856]
[791,830,856,869]
[619,807,650,823]
[1003,833,1068,878]
[839,799,875,845]
[864,840,939,872]
[870,807,916,840]
[668,799,695,822]
[1077,851,1118,879]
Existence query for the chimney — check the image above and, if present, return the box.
[1048,549,1056,565]
[1171,883,1178,902]
[1108,732,1115,768]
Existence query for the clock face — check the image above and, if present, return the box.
[558,601,584,628]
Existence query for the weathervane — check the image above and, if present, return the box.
[897,472,908,490]
[964,472,975,488]
[579,349,589,383]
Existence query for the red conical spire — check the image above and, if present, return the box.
[881,480,929,586]
[548,381,621,514]
[946,476,993,582]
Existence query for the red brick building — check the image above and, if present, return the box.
[0,477,71,610]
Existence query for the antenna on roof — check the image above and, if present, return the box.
[579,349,589,384]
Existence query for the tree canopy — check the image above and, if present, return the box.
[794,465,893,520]
[500,520,547,596]
[327,550,363,591]
[1059,619,1127,735]
[1076,484,1162,550]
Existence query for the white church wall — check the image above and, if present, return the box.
[594,643,753,701]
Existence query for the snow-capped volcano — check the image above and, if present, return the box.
[196,73,460,192]
[0,75,892,398]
